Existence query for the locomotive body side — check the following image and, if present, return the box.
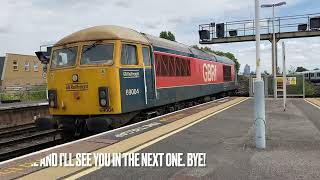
[151,50,236,107]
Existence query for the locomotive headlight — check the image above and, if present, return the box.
[99,90,106,98]
[48,89,57,108]
[50,100,55,107]
[98,87,109,107]
[100,99,107,106]
[72,74,79,82]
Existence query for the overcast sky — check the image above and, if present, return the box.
[1,0,319,73]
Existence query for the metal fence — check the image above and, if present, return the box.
[249,74,305,98]
[0,88,48,102]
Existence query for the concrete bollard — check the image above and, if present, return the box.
[254,80,266,149]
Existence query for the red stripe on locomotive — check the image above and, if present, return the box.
[154,51,235,89]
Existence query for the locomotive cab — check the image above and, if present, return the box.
[36,26,156,135]
[48,40,121,115]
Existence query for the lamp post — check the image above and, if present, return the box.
[282,41,287,111]
[254,0,266,149]
[261,1,286,99]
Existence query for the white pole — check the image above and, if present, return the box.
[272,5,278,99]
[254,0,266,149]
[282,41,286,111]
[256,2,261,80]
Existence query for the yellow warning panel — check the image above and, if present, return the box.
[276,77,283,90]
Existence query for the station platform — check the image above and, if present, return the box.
[1,97,320,180]
[0,100,48,111]
[0,100,48,129]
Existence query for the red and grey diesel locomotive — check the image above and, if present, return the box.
[36,25,237,135]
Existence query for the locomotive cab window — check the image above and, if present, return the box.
[223,65,232,81]
[51,47,77,69]
[142,47,151,66]
[81,44,114,65]
[121,44,138,65]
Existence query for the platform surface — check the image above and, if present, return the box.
[79,98,320,180]
[1,97,320,180]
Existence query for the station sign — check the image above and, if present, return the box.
[276,77,296,90]
[287,77,297,85]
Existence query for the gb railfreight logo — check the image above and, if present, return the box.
[123,69,140,79]
[203,63,217,82]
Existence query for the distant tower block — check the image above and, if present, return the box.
[244,64,251,76]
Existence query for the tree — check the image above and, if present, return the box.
[159,31,168,39]
[191,45,240,73]
[263,70,270,75]
[167,31,175,41]
[159,31,175,41]
[296,66,308,72]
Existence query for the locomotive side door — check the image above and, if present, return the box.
[119,43,146,112]
[142,45,156,101]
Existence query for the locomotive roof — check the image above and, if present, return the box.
[143,34,234,65]
[143,34,194,57]
[54,25,234,65]
[55,25,150,46]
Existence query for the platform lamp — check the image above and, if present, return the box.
[261,1,286,99]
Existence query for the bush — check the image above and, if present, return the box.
[0,85,47,102]
[305,81,316,97]
[236,75,250,96]
[20,90,47,101]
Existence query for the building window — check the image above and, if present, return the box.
[25,61,30,71]
[121,44,138,65]
[223,65,232,81]
[155,54,191,77]
[34,62,39,72]
[13,61,18,71]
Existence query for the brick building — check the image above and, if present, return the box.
[0,53,46,90]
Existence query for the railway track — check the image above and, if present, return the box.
[0,123,37,139]
[0,128,63,162]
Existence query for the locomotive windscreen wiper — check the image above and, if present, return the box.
[62,45,76,53]
[82,40,103,54]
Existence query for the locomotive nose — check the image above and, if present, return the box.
[47,67,117,115]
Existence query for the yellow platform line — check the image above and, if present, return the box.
[19,97,249,180]
[304,98,320,109]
